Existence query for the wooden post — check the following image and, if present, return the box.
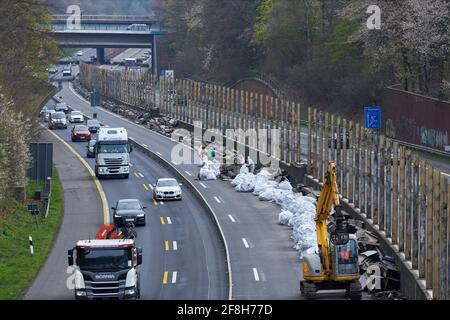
[308,107,312,175]
[405,149,412,260]
[392,142,399,245]
[418,159,427,279]
[426,163,433,290]
[398,145,406,252]
[432,169,441,299]
[411,155,419,269]
[385,139,392,238]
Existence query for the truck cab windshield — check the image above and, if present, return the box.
[77,248,132,271]
[97,144,128,154]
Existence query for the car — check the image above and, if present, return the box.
[328,132,350,149]
[48,67,58,74]
[71,125,91,142]
[86,119,101,133]
[69,110,84,123]
[48,111,67,129]
[153,178,182,201]
[55,102,69,113]
[62,67,72,76]
[76,51,83,56]
[44,109,56,122]
[86,139,97,158]
[40,106,49,117]
[112,199,147,226]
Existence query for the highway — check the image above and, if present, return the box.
[25,99,228,300]
[51,81,305,299]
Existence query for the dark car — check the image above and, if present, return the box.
[86,139,97,158]
[112,199,147,226]
[71,125,91,142]
[328,132,350,149]
[86,119,101,133]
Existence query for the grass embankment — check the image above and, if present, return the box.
[0,168,63,300]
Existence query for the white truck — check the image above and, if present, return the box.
[68,238,142,300]
[94,127,132,179]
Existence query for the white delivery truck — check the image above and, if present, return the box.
[95,127,132,179]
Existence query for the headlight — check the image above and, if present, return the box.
[75,290,87,297]
[124,167,129,172]
[99,168,107,173]
[125,288,135,296]
[114,214,121,218]
[137,213,145,217]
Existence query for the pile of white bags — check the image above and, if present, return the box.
[277,195,318,257]
[199,159,221,180]
[230,165,319,258]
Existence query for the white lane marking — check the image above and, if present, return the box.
[130,137,134,140]
[160,201,164,205]
[148,184,153,190]
[173,241,178,251]
[228,215,236,223]
[172,271,177,284]
[214,196,221,204]
[130,163,133,167]
[199,182,207,189]
[171,161,177,165]
[156,152,162,156]
[138,172,144,178]
[167,217,172,224]
[242,238,249,248]
[253,268,260,282]
[142,143,148,147]
[185,171,192,177]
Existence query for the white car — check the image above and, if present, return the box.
[69,110,84,123]
[44,109,56,122]
[77,51,83,56]
[153,178,182,201]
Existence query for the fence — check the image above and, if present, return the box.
[79,62,449,299]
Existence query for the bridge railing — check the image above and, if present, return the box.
[52,14,156,22]
[79,62,449,300]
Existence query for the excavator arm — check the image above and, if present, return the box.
[315,162,340,276]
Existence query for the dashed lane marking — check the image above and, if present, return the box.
[228,215,236,223]
[199,182,207,189]
[160,217,165,225]
[253,268,260,282]
[173,241,178,251]
[242,238,250,248]
[214,196,222,204]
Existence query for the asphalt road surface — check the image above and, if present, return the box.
[56,82,307,300]
[24,117,228,300]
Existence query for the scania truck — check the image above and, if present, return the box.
[68,237,142,300]
[95,127,132,179]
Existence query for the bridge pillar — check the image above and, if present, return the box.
[152,36,158,76]
[96,48,105,64]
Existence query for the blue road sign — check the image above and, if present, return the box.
[364,107,381,129]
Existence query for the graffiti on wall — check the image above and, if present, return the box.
[416,126,449,149]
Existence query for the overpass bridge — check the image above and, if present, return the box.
[51,15,165,72]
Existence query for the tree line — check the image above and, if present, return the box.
[0,0,59,209]
[154,0,450,116]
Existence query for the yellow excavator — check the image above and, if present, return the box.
[300,161,362,300]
